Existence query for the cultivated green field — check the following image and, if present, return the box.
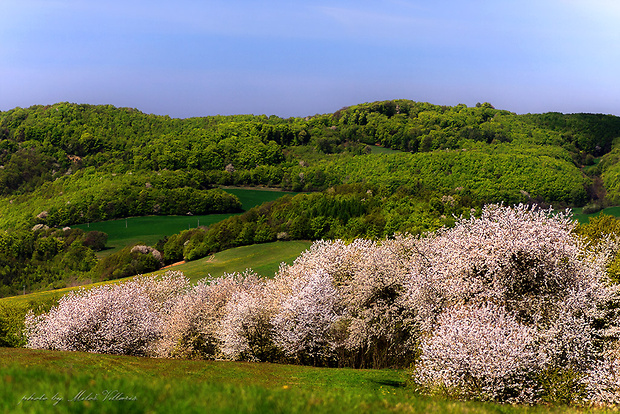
[73,188,294,256]
[0,240,312,308]
[74,214,234,257]
[0,348,604,414]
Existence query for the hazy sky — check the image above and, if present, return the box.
[1,0,619,118]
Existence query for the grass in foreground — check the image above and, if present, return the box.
[0,348,608,414]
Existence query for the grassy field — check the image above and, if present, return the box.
[73,188,294,256]
[0,347,606,414]
[74,214,233,257]
[369,145,402,155]
[0,240,312,308]
[160,240,313,283]
[220,187,294,211]
[572,206,620,224]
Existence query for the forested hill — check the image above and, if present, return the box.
[2,100,620,208]
[3,101,620,176]
[3,100,620,296]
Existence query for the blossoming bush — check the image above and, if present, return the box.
[217,272,280,362]
[338,236,419,368]
[23,204,620,405]
[153,274,240,359]
[273,237,419,367]
[584,355,620,406]
[24,272,190,356]
[271,269,341,365]
[414,303,541,403]
[407,204,619,404]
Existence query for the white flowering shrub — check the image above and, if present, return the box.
[216,271,280,362]
[23,204,620,405]
[24,272,189,356]
[403,204,603,322]
[584,355,620,406]
[131,271,191,310]
[271,270,341,364]
[337,237,419,368]
[283,239,371,286]
[536,299,597,370]
[406,204,619,404]
[414,303,541,403]
[272,238,418,367]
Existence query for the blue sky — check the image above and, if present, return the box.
[1,0,619,118]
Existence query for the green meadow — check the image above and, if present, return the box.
[572,206,620,224]
[369,145,402,155]
[0,347,606,414]
[159,240,313,283]
[73,188,293,256]
[74,214,233,257]
[221,187,294,211]
[0,240,311,308]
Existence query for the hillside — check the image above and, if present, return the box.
[2,100,620,296]
[3,100,620,206]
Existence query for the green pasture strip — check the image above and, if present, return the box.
[572,206,620,224]
[72,188,294,256]
[157,240,313,283]
[0,241,312,308]
[369,145,402,155]
[220,187,295,211]
[73,214,234,257]
[0,348,600,414]
[0,277,134,309]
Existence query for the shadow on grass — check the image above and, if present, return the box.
[371,379,406,388]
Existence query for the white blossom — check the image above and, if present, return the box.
[584,355,620,406]
[24,272,190,355]
[414,303,541,403]
[154,272,253,359]
[272,270,341,362]
[23,204,620,405]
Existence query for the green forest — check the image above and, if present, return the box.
[2,100,620,297]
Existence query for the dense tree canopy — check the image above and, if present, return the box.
[2,100,619,205]
[2,100,620,293]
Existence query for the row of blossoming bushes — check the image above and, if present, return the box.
[24,204,620,405]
